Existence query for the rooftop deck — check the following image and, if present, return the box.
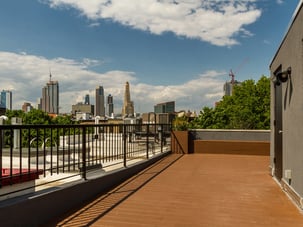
[48,153,303,227]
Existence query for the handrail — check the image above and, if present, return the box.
[0,123,172,200]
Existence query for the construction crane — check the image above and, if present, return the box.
[229,58,249,84]
[229,69,235,84]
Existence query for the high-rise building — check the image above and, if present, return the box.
[154,101,175,114]
[71,103,94,116]
[72,94,94,116]
[0,90,12,110]
[41,74,59,114]
[223,81,241,96]
[122,82,134,116]
[84,94,90,105]
[223,72,241,96]
[223,82,233,96]
[37,98,42,110]
[22,102,33,112]
[95,86,105,117]
[107,94,114,117]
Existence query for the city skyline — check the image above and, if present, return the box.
[0,1,300,113]
[1,79,144,116]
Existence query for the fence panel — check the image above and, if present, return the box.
[0,123,171,199]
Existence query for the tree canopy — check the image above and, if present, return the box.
[5,109,74,125]
[176,75,270,130]
[3,109,77,148]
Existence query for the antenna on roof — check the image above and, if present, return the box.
[49,67,52,82]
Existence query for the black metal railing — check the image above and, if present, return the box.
[0,123,171,198]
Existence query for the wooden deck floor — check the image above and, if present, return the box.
[49,154,303,227]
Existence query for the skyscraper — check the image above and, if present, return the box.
[84,94,90,105]
[95,86,105,117]
[107,94,114,117]
[41,74,59,114]
[122,82,134,116]
[0,90,12,110]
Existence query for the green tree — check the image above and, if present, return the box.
[52,114,75,125]
[5,109,52,125]
[173,115,190,130]
[3,109,80,148]
[5,110,25,123]
[192,75,270,130]
[191,106,215,129]
[23,109,52,125]
[255,76,270,129]
[231,79,259,128]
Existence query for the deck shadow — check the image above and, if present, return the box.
[50,154,183,227]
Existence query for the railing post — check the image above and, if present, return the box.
[146,124,149,159]
[0,128,2,188]
[82,126,87,180]
[123,124,127,167]
[160,124,163,153]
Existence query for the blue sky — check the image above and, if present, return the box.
[0,0,300,114]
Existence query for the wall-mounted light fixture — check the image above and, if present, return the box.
[274,67,291,86]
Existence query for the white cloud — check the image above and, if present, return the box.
[44,0,262,47]
[88,22,100,27]
[111,70,226,113]
[0,51,225,113]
